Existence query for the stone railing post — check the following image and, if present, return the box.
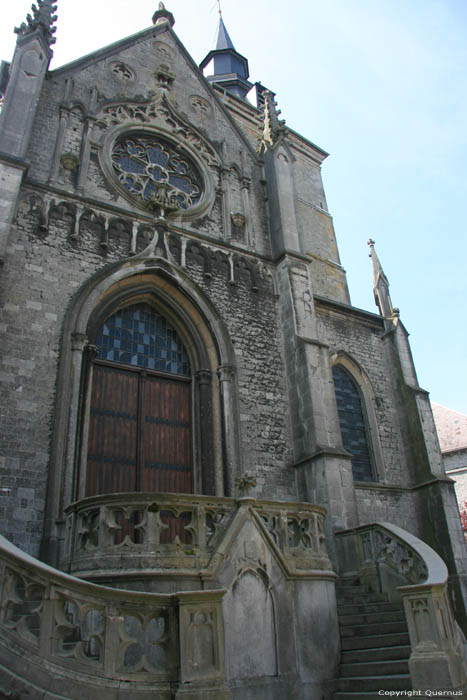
[401,583,467,691]
[103,603,122,678]
[356,527,380,593]
[176,590,229,700]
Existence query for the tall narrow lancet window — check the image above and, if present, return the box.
[332,365,375,482]
[85,303,193,497]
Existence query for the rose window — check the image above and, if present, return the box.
[111,134,203,211]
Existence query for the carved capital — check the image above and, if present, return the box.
[70,332,88,353]
[217,364,235,383]
[86,344,99,360]
[196,369,212,387]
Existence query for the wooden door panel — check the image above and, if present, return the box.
[142,376,193,494]
[86,364,138,496]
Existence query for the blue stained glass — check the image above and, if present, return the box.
[332,365,374,482]
[96,303,191,377]
[112,134,203,210]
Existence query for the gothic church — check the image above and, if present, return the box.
[0,3,465,698]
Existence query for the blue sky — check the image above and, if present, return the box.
[1,0,466,413]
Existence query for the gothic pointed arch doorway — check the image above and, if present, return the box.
[85,302,194,497]
[41,261,241,567]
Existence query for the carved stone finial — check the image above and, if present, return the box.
[152,2,175,27]
[258,90,286,152]
[235,473,257,497]
[367,238,396,319]
[14,0,58,49]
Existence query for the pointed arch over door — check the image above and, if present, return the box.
[42,260,241,567]
[85,302,193,497]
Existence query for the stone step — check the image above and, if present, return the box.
[336,590,388,603]
[341,632,410,651]
[341,644,411,664]
[340,619,408,637]
[335,582,368,592]
[336,673,412,692]
[337,601,404,615]
[339,609,406,626]
[339,657,410,677]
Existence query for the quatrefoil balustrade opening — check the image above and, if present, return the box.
[111,133,204,214]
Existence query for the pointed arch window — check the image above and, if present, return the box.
[85,303,193,497]
[332,364,375,482]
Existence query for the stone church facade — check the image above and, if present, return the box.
[0,3,465,698]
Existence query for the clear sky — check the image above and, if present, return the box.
[1,0,466,414]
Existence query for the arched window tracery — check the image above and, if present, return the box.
[332,364,375,482]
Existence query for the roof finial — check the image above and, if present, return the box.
[217,0,222,15]
[14,0,58,50]
[368,239,396,319]
[258,91,286,152]
[152,2,175,27]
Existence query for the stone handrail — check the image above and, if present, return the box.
[0,534,228,699]
[336,522,467,692]
[63,493,331,578]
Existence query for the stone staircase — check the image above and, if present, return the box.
[334,578,412,699]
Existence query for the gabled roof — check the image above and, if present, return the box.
[49,18,259,161]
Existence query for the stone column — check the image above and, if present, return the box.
[196,369,216,496]
[49,107,69,184]
[220,168,232,240]
[77,116,96,193]
[240,176,253,247]
[217,364,240,498]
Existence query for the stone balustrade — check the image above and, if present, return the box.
[0,533,229,699]
[336,522,467,692]
[63,493,331,580]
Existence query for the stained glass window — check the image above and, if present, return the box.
[332,365,375,482]
[111,134,203,210]
[96,303,191,377]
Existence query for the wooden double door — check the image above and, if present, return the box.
[85,361,193,497]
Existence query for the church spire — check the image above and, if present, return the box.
[368,239,397,319]
[14,0,58,50]
[199,15,253,99]
[215,16,235,51]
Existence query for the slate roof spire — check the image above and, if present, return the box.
[14,0,58,50]
[215,16,235,51]
[199,14,253,99]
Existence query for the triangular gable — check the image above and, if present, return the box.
[50,22,258,162]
